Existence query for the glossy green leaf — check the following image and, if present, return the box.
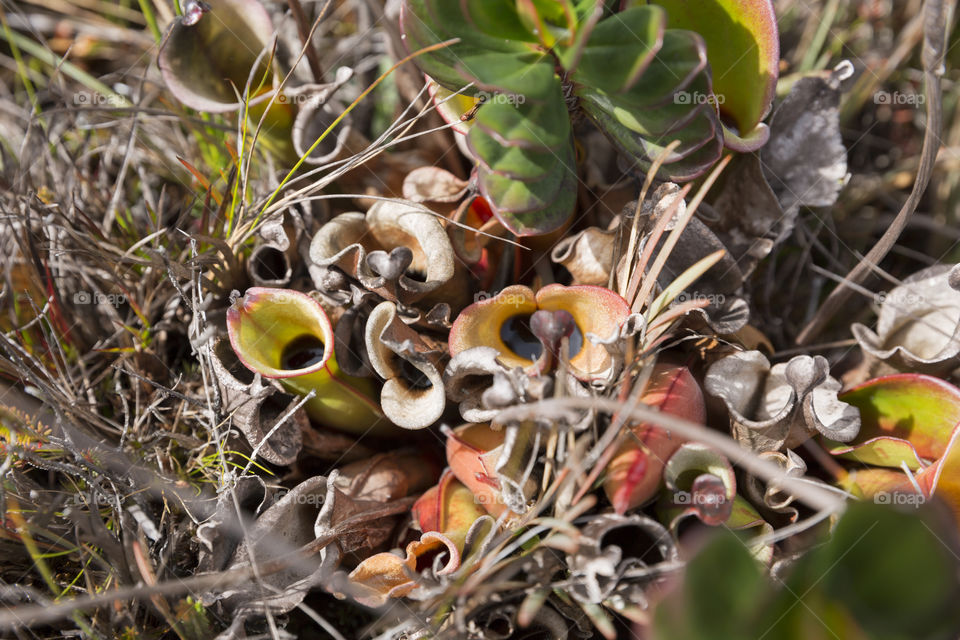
[400,0,528,93]
[595,29,709,108]
[655,0,779,149]
[583,95,722,180]
[832,374,960,464]
[467,126,559,180]
[826,436,926,470]
[399,0,474,91]
[474,77,570,150]
[478,146,577,236]
[463,0,538,42]
[584,72,714,137]
[563,5,664,92]
[515,0,575,48]
[576,28,723,180]
[456,52,554,100]
[477,149,574,213]
[424,0,529,53]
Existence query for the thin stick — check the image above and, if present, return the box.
[287,0,324,83]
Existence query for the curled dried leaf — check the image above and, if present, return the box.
[197,475,276,575]
[219,476,334,615]
[290,68,355,164]
[364,301,446,429]
[309,201,460,306]
[852,265,960,375]
[567,513,677,604]
[745,449,807,522]
[705,350,860,453]
[402,166,469,203]
[551,226,617,287]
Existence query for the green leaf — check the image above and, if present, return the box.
[825,436,926,470]
[456,52,554,99]
[655,0,779,143]
[575,27,723,179]
[583,72,715,138]
[400,0,529,93]
[774,502,960,639]
[515,0,575,48]
[467,126,559,180]
[462,0,538,42]
[582,94,722,180]
[606,29,710,108]
[400,0,473,91]
[478,147,573,214]
[652,530,765,639]
[424,0,530,52]
[478,142,577,236]
[563,5,665,92]
[474,75,570,150]
[838,374,960,462]
[653,502,960,640]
